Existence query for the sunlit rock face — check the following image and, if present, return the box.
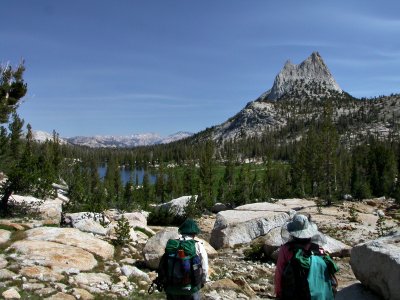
[262,51,342,101]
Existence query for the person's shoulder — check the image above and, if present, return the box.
[283,241,296,250]
[278,242,292,254]
[194,238,205,249]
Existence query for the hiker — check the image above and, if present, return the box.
[274,214,338,300]
[156,218,209,300]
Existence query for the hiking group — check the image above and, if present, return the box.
[151,214,338,300]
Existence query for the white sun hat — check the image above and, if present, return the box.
[281,213,327,245]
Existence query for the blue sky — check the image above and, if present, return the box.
[1,1,400,137]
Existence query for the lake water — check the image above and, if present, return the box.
[98,166,157,185]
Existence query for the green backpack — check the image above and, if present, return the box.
[281,243,339,300]
[155,239,203,295]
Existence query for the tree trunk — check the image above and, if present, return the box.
[0,187,12,214]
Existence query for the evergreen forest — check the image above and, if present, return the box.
[1,63,400,219]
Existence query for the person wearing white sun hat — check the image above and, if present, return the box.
[274,213,338,300]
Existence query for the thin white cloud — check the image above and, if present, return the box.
[373,50,400,60]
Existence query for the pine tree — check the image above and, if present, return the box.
[34,133,56,198]
[291,145,307,197]
[90,180,107,212]
[351,145,372,200]
[233,165,251,206]
[319,103,339,205]
[0,126,7,154]
[104,158,123,207]
[123,176,135,210]
[65,162,89,212]
[142,172,152,209]
[113,215,132,246]
[198,140,215,209]
[8,113,24,161]
[51,130,61,174]
[222,151,236,203]
[155,164,166,203]
[368,142,396,197]
[1,123,37,213]
[182,163,197,195]
[0,62,27,124]
[89,158,101,195]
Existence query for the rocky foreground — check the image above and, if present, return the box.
[0,194,399,300]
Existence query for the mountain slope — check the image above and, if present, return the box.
[66,131,193,148]
[32,130,193,148]
[32,130,68,144]
[193,52,400,143]
[209,52,345,141]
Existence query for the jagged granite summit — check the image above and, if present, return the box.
[209,52,347,141]
[259,52,342,101]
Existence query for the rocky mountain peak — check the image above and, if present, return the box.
[262,52,342,101]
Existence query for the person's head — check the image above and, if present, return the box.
[281,213,326,245]
[178,218,201,237]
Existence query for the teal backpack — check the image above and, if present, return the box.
[150,238,203,295]
[281,243,339,300]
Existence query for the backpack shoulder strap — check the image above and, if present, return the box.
[309,242,322,254]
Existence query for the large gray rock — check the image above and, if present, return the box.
[120,212,147,227]
[72,219,108,236]
[0,229,11,244]
[143,227,179,269]
[350,234,400,300]
[11,195,63,225]
[2,288,21,299]
[199,237,218,259]
[275,198,316,211]
[235,202,287,212]
[210,210,289,249]
[203,278,256,300]
[235,199,314,213]
[261,226,284,260]
[63,212,110,227]
[74,272,112,286]
[0,269,17,280]
[324,235,352,257]
[156,195,197,217]
[10,240,97,272]
[143,227,217,269]
[121,265,151,282]
[211,203,230,213]
[45,292,75,300]
[261,225,351,260]
[20,265,65,281]
[0,255,8,268]
[24,227,114,260]
[335,283,382,300]
[73,272,112,294]
[72,288,95,300]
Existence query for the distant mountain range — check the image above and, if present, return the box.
[32,130,193,148]
[33,52,400,149]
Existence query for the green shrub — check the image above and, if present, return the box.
[147,207,185,226]
[113,215,132,246]
[348,204,360,223]
[376,215,393,237]
[184,196,201,219]
[244,241,265,261]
